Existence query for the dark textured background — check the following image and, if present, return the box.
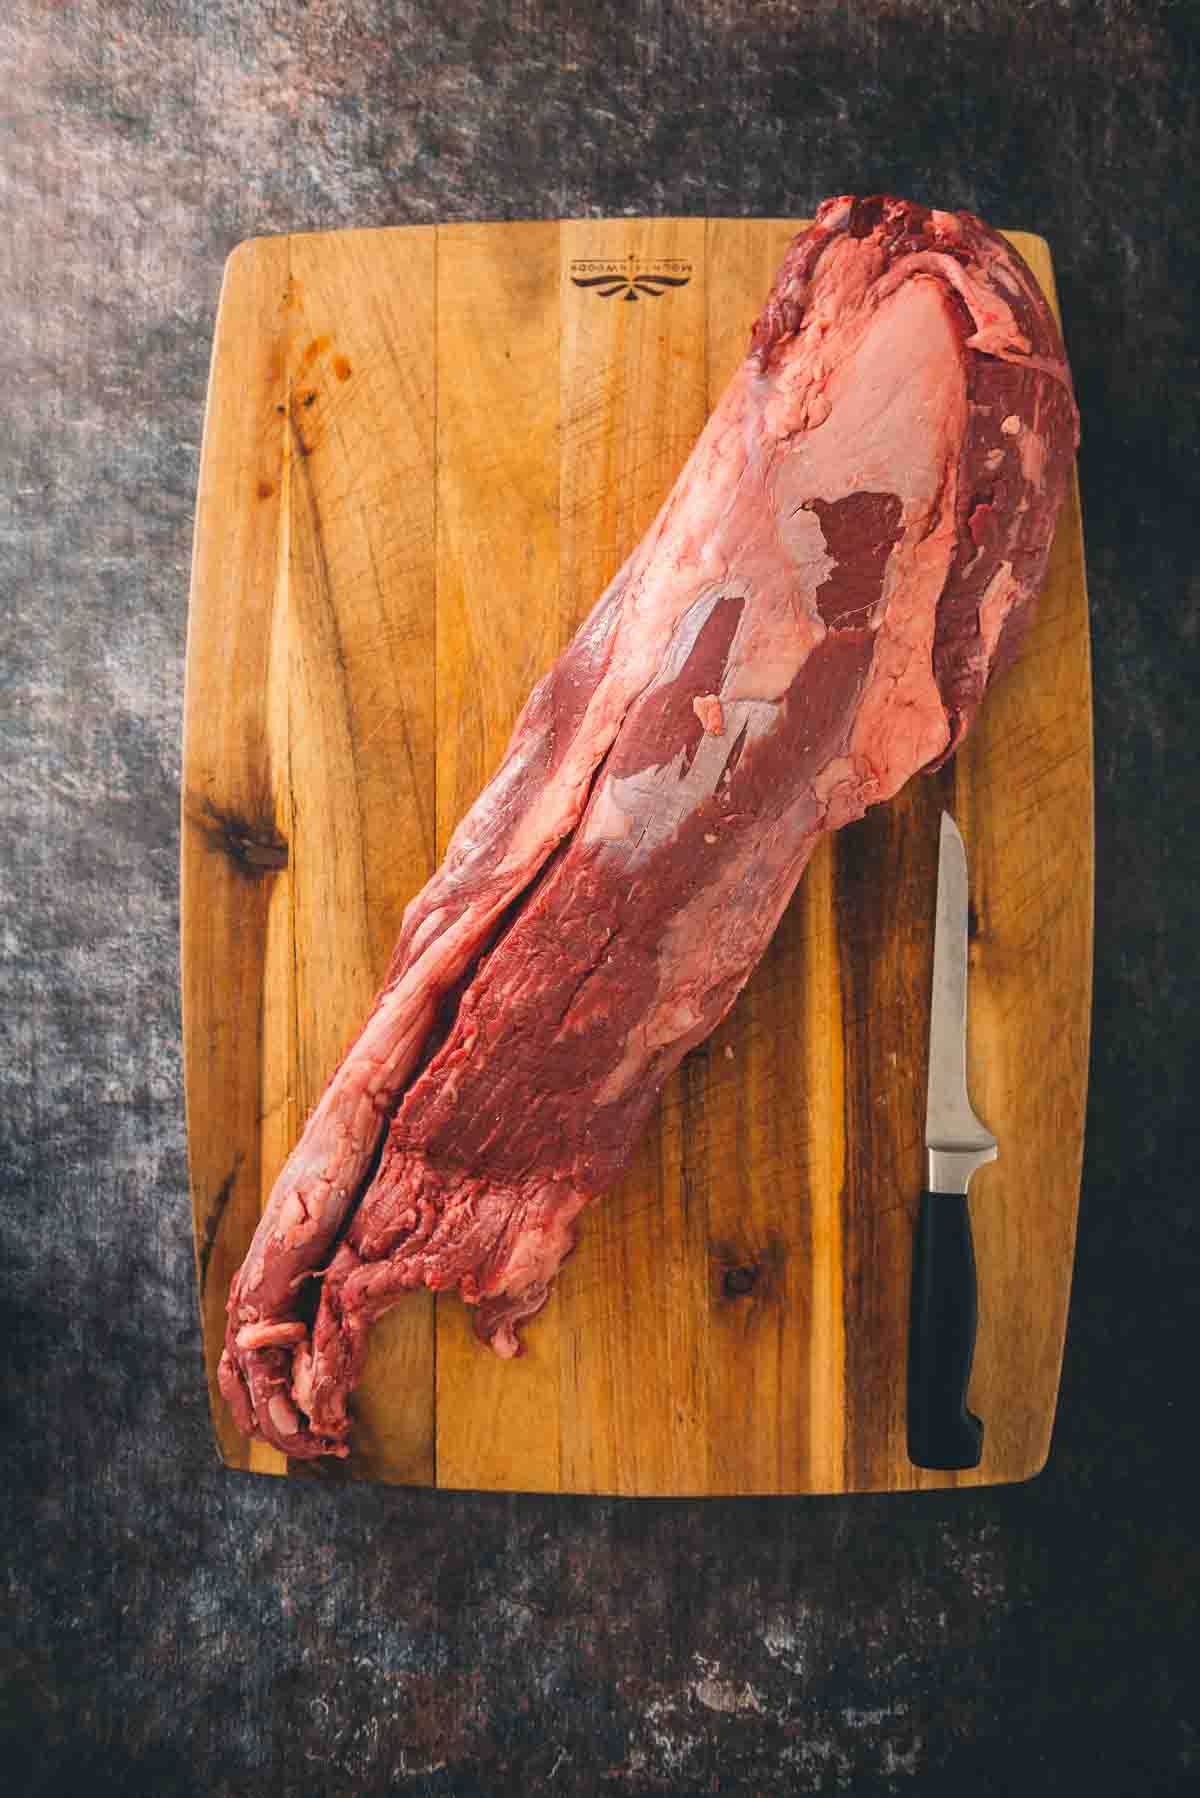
[2,2,1197,1793]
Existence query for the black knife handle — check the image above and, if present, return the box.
[907,1190,984,1470]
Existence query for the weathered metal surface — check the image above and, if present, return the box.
[2,1,1196,1792]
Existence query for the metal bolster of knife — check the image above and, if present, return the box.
[927,1140,997,1196]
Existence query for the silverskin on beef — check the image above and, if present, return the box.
[219,195,1078,1458]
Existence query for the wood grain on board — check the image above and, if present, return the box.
[183,219,1091,1494]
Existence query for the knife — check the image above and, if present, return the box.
[907,812,997,1471]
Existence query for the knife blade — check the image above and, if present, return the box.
[906,812,997,1471]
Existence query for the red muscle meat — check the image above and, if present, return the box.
[219,195,1078,1459]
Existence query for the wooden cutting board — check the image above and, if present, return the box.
[182,218,1091,1495]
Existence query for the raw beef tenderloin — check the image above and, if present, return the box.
[220,195,1078,1459]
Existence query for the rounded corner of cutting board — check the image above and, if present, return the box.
[220,230,287,283]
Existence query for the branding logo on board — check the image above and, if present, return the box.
[569,254,693,302]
